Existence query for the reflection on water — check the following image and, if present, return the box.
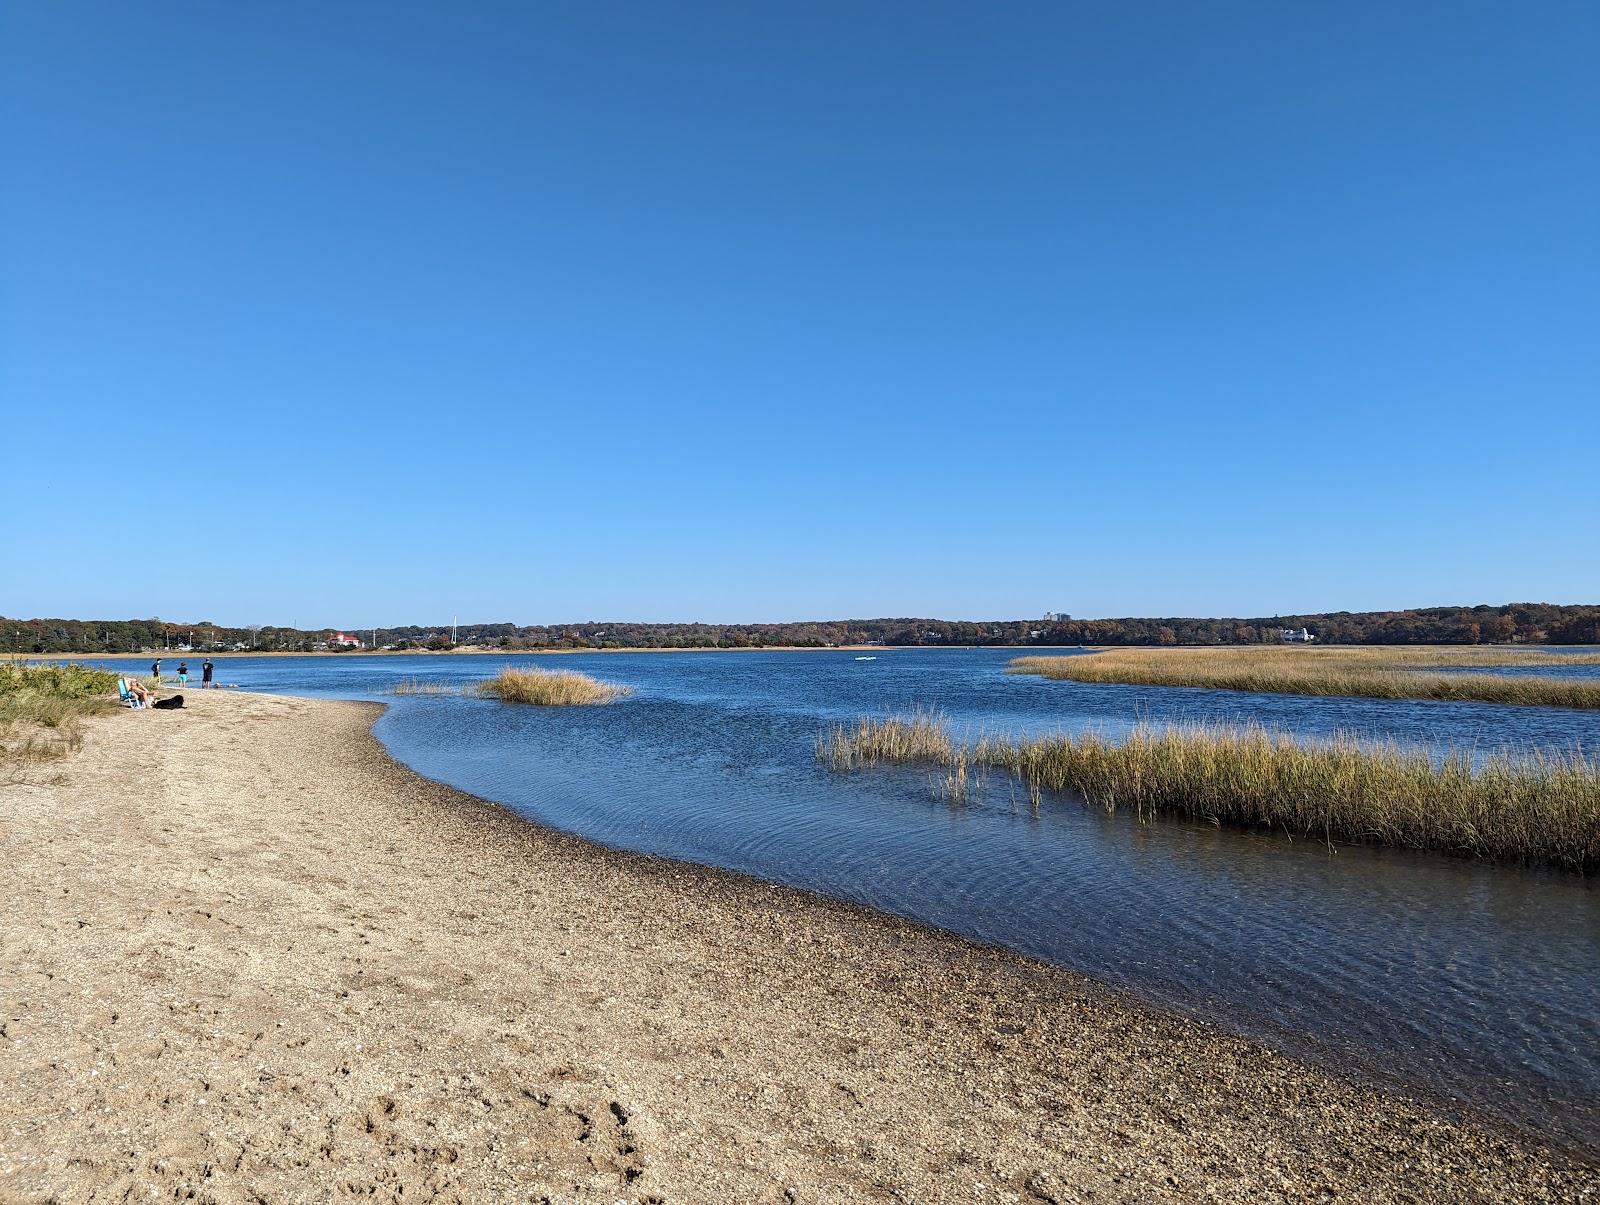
[80,649,1600,1150]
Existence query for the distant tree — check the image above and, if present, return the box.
[1548,616,1600,644]
[1482,615,1516,643]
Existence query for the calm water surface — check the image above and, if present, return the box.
[93,650,1600,1151]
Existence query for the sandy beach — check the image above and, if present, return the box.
[1,691,1592,1203]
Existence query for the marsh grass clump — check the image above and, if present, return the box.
[0,663,121,763]
[987,726,1600,870]
[941,747,972,805]
[477,666,632,706]
[815,710,956,771]
[390,677,460,696]
[1010,646,1600,709]
[821,712,1600,871]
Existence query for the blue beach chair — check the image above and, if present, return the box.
[117,677,145,708]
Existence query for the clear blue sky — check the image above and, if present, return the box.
[3,2,1596,627]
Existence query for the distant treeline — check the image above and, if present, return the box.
[4,603,1598,655]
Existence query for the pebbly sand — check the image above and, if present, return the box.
[0,690,1592,1203]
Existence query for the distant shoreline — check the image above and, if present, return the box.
[8,603,1595,661]
[12,641,1589,662]
[12,644,1088,660]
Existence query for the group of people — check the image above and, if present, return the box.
[149,657,216,688]
[121,656,219,710]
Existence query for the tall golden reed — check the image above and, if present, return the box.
[477,666,632,706]
[389,676,459,696]
[818,713,1600,871]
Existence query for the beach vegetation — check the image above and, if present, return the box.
[0,663,122,763]
[818,713,1600,871]
[1010,646,1600,709]
[476,666,632,706]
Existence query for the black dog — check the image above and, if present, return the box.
[152,693,185,710]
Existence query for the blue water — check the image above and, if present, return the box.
[1448,662,1600,680]
[87,649,1600,1151]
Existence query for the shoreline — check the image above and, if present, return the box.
[11,645,994,659]
[2,691,1592,1201]
[14,641,1592,662]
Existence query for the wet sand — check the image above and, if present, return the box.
[1,690,1591,1203]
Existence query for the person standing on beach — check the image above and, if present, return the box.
[151,658,161,684]
[202,659,214,689]
[177,661,189,686]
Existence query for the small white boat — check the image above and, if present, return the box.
[854,655,877,661]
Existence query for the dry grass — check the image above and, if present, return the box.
[476,666,632,706]
[820,714,1600,871]
[815,709,955,770]
[1010,646,1600,709]
[389,677,460,696]
[0,663,121,764]
[818,711,978,803]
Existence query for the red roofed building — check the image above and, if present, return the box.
[330,631,363,648]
